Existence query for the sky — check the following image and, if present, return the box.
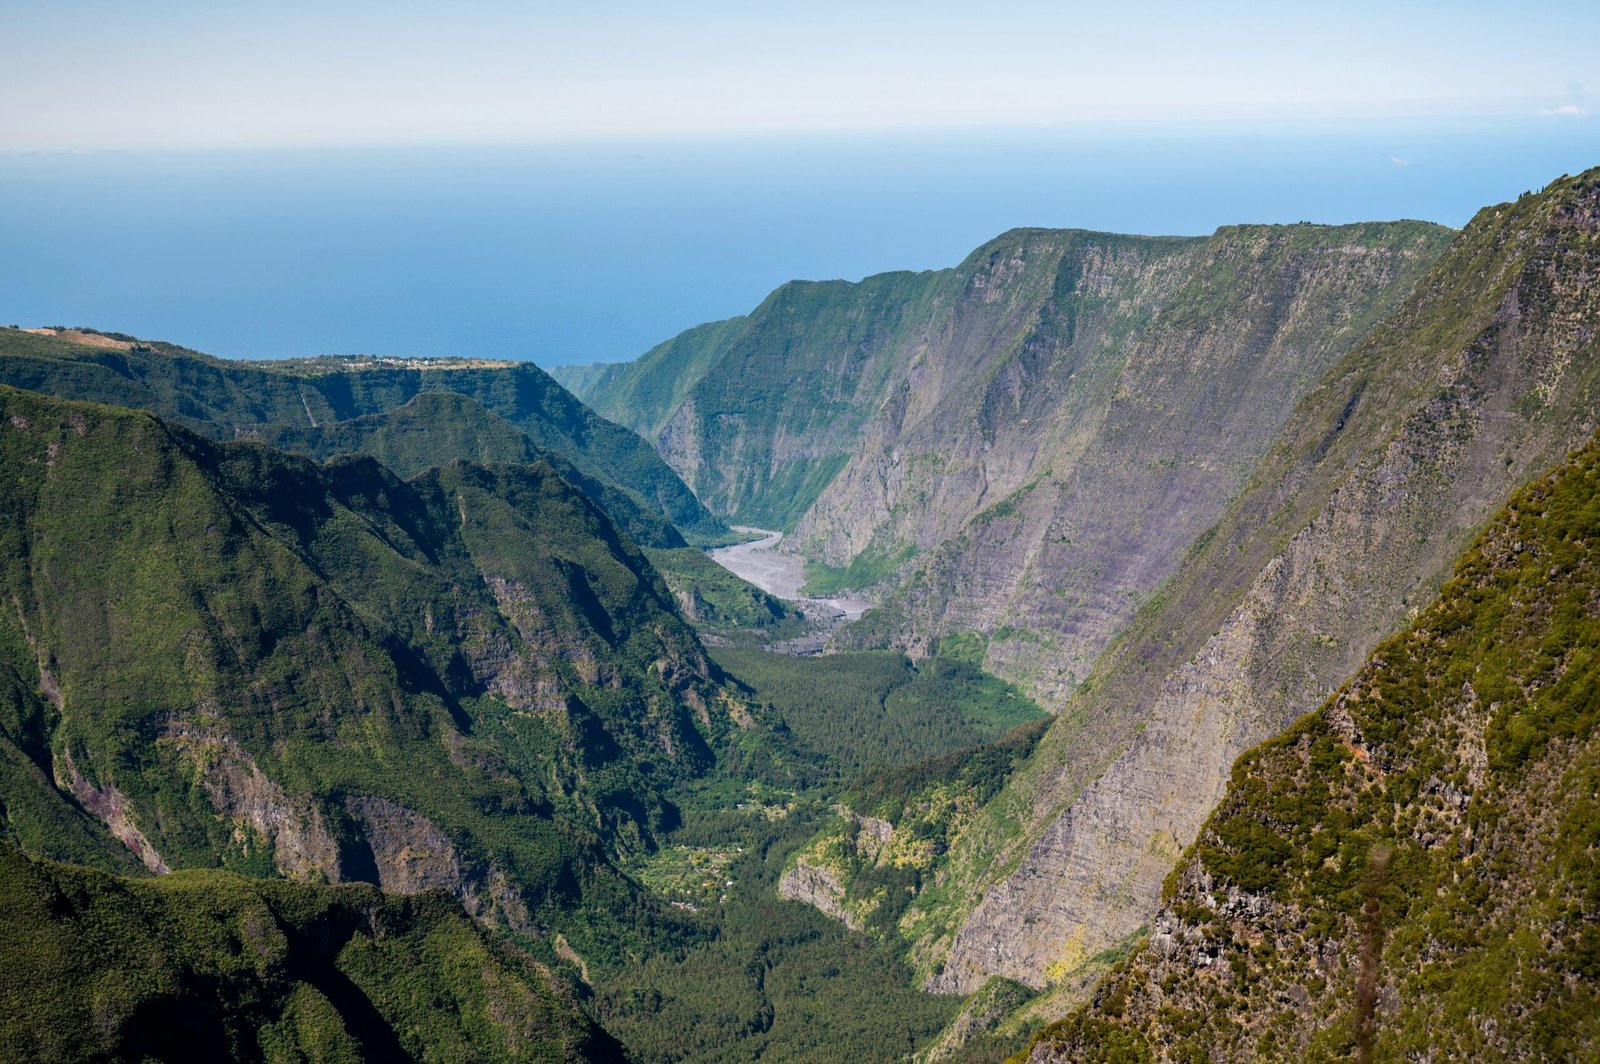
[1,2,1597,363]
[2,0,1597,151]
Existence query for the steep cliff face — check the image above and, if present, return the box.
[920,170,1600,1008]
[570,222,1452,703]
[605,268,963,528]
[0,384,724,960]
[819,222,1452,701]
[563,238,1123,528]
[556,315,752,442]
[1027,431,1600,1062]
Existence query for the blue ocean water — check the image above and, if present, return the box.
[1,117,1595,365]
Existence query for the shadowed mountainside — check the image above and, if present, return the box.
[0,842,624,1062]
[257,389,687,548]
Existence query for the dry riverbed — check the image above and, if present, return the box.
[708,527,875,651]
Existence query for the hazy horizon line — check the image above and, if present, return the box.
[2,102,1590,157]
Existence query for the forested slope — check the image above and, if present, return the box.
[1027,429,1600,1062]
[256,389,687,547]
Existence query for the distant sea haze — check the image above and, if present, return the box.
[2,117,1595,365]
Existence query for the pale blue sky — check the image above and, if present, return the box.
[2,0,1596,150]
[3,2,1597,362]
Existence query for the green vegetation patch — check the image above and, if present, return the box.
[711,648,1046,778]
[628,843,745,910]
[801,542,918,596]
[643,547,791,631]
[936,630,990,667]
[595,804,959,1063]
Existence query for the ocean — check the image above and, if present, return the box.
[2,116,1595,366]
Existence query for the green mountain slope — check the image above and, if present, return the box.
[553,315,750,442]
[548,359,617,404]
[0,382,723,969]
[0,842,621,1062]
[1025,430,1600,1063]
[564,267,960,529]
[0,328,726,545]
[258,390,686,548]
[911,168,1600,1029]
[571,222,1452,707]
[642,547,792,633]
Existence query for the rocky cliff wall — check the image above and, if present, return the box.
[923,170,1600,1009]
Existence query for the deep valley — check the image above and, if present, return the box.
[3,164,1598,1063]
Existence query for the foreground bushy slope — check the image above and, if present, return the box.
[0,842,621,1062]
[0,328,726,544]
[1026,431,1600,1062]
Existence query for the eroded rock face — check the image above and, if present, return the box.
[346,794,469,894]
[345,795,535,934]
[826,224,1458,704]
[778,860,859,930]
[928,170,1600,997]
[54,749,169,874]
[163,721,342,881]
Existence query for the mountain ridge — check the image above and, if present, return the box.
[0,327,727,546]
[0,381,729,972]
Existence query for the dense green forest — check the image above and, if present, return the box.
[711,648,1047,776]
[594,801,960,1062]
[568,642,1049,1059]
[568,648,1052,1061]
